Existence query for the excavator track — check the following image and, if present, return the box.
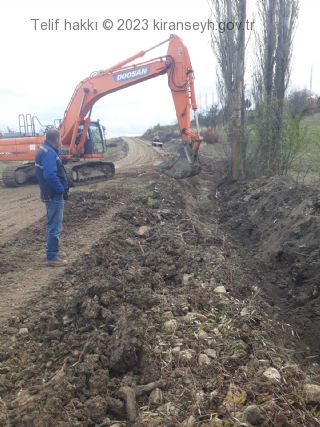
[65,161,115,186]
[2,161,115,188]
[2,163,36,187]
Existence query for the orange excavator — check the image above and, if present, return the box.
[0,34,202,187]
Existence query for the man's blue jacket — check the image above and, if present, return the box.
[35,140,69,200]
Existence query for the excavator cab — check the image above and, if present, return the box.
[75,121,105,156]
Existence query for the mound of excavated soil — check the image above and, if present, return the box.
[218,174,320,357]
[0,176,319,426]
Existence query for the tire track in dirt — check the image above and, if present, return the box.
[0,138,164,323]
[0,204,121,324]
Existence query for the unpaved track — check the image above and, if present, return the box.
[116,137,163,171]
[0,138,163,244]
[0,138,164,323]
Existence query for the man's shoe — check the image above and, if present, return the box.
[46,258,68,267]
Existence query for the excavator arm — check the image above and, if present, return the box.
[60,35,202,162]
[0,34,202,186]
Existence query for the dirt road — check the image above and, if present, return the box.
[116,137,163,171]
[0,138,163,244]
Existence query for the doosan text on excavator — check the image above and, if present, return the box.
[0,34,202,187]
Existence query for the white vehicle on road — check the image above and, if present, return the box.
[152,135,163,148]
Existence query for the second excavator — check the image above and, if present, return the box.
[0,34,202,187]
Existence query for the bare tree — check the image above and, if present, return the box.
[287,89,315,117]
[210,0,247,180]
[253,0,299,175]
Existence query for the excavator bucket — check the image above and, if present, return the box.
[156,144,201,179]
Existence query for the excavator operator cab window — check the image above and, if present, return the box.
[87,122,105,154]
[76,122,105,155]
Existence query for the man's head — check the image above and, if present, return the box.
[46,128,61,148]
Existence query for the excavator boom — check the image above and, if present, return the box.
[0,34,202,186]
[60,35,201,160]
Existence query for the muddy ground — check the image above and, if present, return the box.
[0,141,319,426]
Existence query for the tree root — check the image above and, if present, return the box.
[11,360,68,409]
[118,379,166,423]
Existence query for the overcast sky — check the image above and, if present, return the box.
[1,0,319,136]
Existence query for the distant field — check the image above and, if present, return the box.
[291,112,320,183]
[302,112,320,133]
[200,112,320,183]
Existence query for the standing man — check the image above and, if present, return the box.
[35,128,69,266]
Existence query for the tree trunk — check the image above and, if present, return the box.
[253,0,299,176]
[211,0,247,180]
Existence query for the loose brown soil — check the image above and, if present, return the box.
[0,143,319,426]
[216,171,320,357]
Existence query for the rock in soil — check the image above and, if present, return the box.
[243,404,264,425]
[304,383,320,404]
